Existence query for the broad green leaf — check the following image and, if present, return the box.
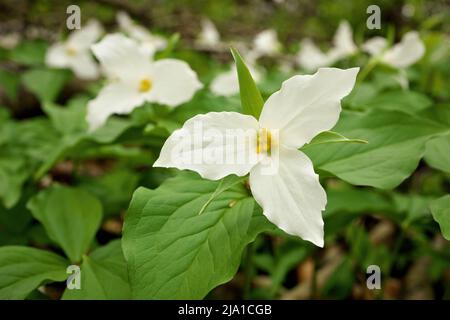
[27,185,103,263]
[9,40,47,66]
[0,246,68,299]
[307,131,367,146]
[22,68,72,102]
[0,156,29,208]
[43,96,88,135]
[62,240,131,300]
[231,47,264,118]
[122,172,273,299]
[79,168,139,216]
[424,134,450,173]
[430,195,450,240]
[303,110,447,189]
[358,90,432,114]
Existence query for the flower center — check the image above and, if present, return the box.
[139,78,153,92]
[257,128,272,155]
[66,47,77,56]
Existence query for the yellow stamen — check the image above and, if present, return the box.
[66,47,77,56]
[139,78,153,92]
[257,128,272,154]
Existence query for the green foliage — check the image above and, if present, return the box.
[430,195,450,240]
[62,240,131,299]
[303,110,447,189]
[27,185,103,263]
[231,48,264,118]
[0,246,68,299]
[122,172,273,299]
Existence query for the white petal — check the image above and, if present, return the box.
[116,11,134,31]
[45,43,70,68]
[154,112,259,180]
[210,68,239,97]
[259,67,359,148]
[382,31,425,68]
[86,82,144,131]
[68,53,99,80]
[196,18,221,48]
[331,20,357,57]
[210,65,261,97]
[67,19,103,50]
[362,36,388,56]
[296,39,332,71]
[91,33,151,82]
[249,147,326,247]
[147,59,203,106]
[253,29,280,57]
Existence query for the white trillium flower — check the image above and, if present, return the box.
[196,19,221,49]
[210,65,262,97]
[297,21,357,71]
[251,29,281,59]
[154,67,360,247]
[296,38,334,71]
[362,31,425,69]
[117,11,167,58]
[86,34,203,131]
[328,21,358,60]
[45,20,103,80]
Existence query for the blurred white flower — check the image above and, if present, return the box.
[195,18,221,49]
[297,21,357,71]
[45,20,103,80]
[362,31,425,68]
[296,38,334,71]
[328,21,358,60]
[154,67,359,247]
[86,34,202,131]
[251,29,281,59]
[116,11,167,58]
[210,64,261,97]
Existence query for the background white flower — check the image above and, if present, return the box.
[195,18,221,49]
[251,29,281,59]
[210,64,261,97]
[45,20,103,80]
[297,20,357,71]
[154,67,359,247]
[362,31,425,69]
[86,33,202,131]
[117,11,167,58]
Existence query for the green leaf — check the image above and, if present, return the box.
[359,90,432,114]
[307,131,368,146]
[27,185,103,263]
[62,240,131,300]
[424,134,450,173]
[430,195,450,240]
[0,156,29,208]
[303,110,447,189]
[231,47,264,118]
[22,68,72,102]
[79,168,139,216]
[122,172,273,299]
[43,96,88,135]
[0,246,68,299]
[9,40,48,66]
